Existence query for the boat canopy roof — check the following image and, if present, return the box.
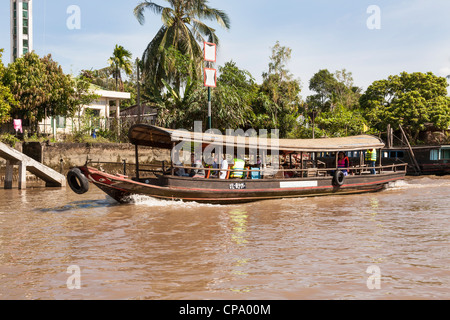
[128,124,385,153]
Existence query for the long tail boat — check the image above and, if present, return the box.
[67,124,407,204]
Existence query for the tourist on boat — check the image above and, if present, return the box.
[231,158,246,179]
[210,155,220,178]
[189,153,205,178]
[220,155,228,179]
[256,156,262,168]
[365,148,377,174]
[174,161,189,177]
[337,151,350,176]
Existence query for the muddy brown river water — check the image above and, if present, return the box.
[0,176,449,300]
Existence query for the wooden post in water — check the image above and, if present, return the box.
[135,144,140,180]
[4,160,15,189]
[378,149,382,174]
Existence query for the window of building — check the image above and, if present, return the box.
[56,116,66,129]
[441,149,450,160]
[430,149,440,161]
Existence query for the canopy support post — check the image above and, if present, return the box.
[135,144,140,181]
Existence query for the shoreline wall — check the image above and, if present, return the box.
[0,142,171,180]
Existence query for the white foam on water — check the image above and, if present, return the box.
[387,179,411,190]
[125,194,227,208]
[387,177,450,191]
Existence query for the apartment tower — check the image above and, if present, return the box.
[10,0,33,62]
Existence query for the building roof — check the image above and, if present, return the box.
[93,89,131,100]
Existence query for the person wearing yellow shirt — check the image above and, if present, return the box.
[365,149,377,174]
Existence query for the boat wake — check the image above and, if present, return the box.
[387,176,450,191]
[126,194,227,208]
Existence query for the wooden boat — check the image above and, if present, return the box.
[67,124,407,204]
[382,145,450,176]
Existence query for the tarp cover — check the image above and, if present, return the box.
[128,124,385,152]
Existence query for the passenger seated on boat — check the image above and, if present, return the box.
[189,154,205,178]
[210,155,219,178]
[336,151,349,176]
[283,162,294,178]
[256,156,262,168]
[174,161,189,177]
[219,155,228,179]
[230,158,245,179]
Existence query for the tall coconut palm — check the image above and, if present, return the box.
[134,0,230,97]
[108,45,133,91]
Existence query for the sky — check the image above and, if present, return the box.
[1,0,450,97]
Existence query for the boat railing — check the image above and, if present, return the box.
[84,158,407,180]
[85,159,167,177]
[171,163,407,179]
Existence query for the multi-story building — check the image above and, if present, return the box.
[10,0,33,62]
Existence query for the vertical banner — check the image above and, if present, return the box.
[204,42,217,62]
[204,68,217,87]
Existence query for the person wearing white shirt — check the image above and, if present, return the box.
[220,155,228,179]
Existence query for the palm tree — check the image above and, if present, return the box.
[134,0,230,96]
[108,45,133,91]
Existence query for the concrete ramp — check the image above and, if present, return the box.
[0,142,66,189]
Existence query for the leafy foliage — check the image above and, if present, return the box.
[254,41,302,137]
[108,45,133,91]
[134,0,230,98]
[2,52,75,128]
[360,72,450,142]
[0,49,17,124]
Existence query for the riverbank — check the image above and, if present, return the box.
[0,141,171,182]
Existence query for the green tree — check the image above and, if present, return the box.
[212,61,258,131]
[156,60,257,132]
[134,0,230,97]
[254,41,302,137]
[108,45,133,91]
[360,72,450,143]
[333,69,362,110]
[2,52,75,130]
[0,49,17,123]
[307,69,338,112]
[315,104,367,137]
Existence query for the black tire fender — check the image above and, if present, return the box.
[67,168,90,194]
[333,170,345,186]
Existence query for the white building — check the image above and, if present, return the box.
[39,89,131,136]
[10,0,33,62]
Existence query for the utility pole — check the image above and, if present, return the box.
[207,62,212,130]
[204,42,217,130]
[136,58,141,124]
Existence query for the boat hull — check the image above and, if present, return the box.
[78,166,405,204]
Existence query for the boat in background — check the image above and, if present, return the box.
[67,124,407,204]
